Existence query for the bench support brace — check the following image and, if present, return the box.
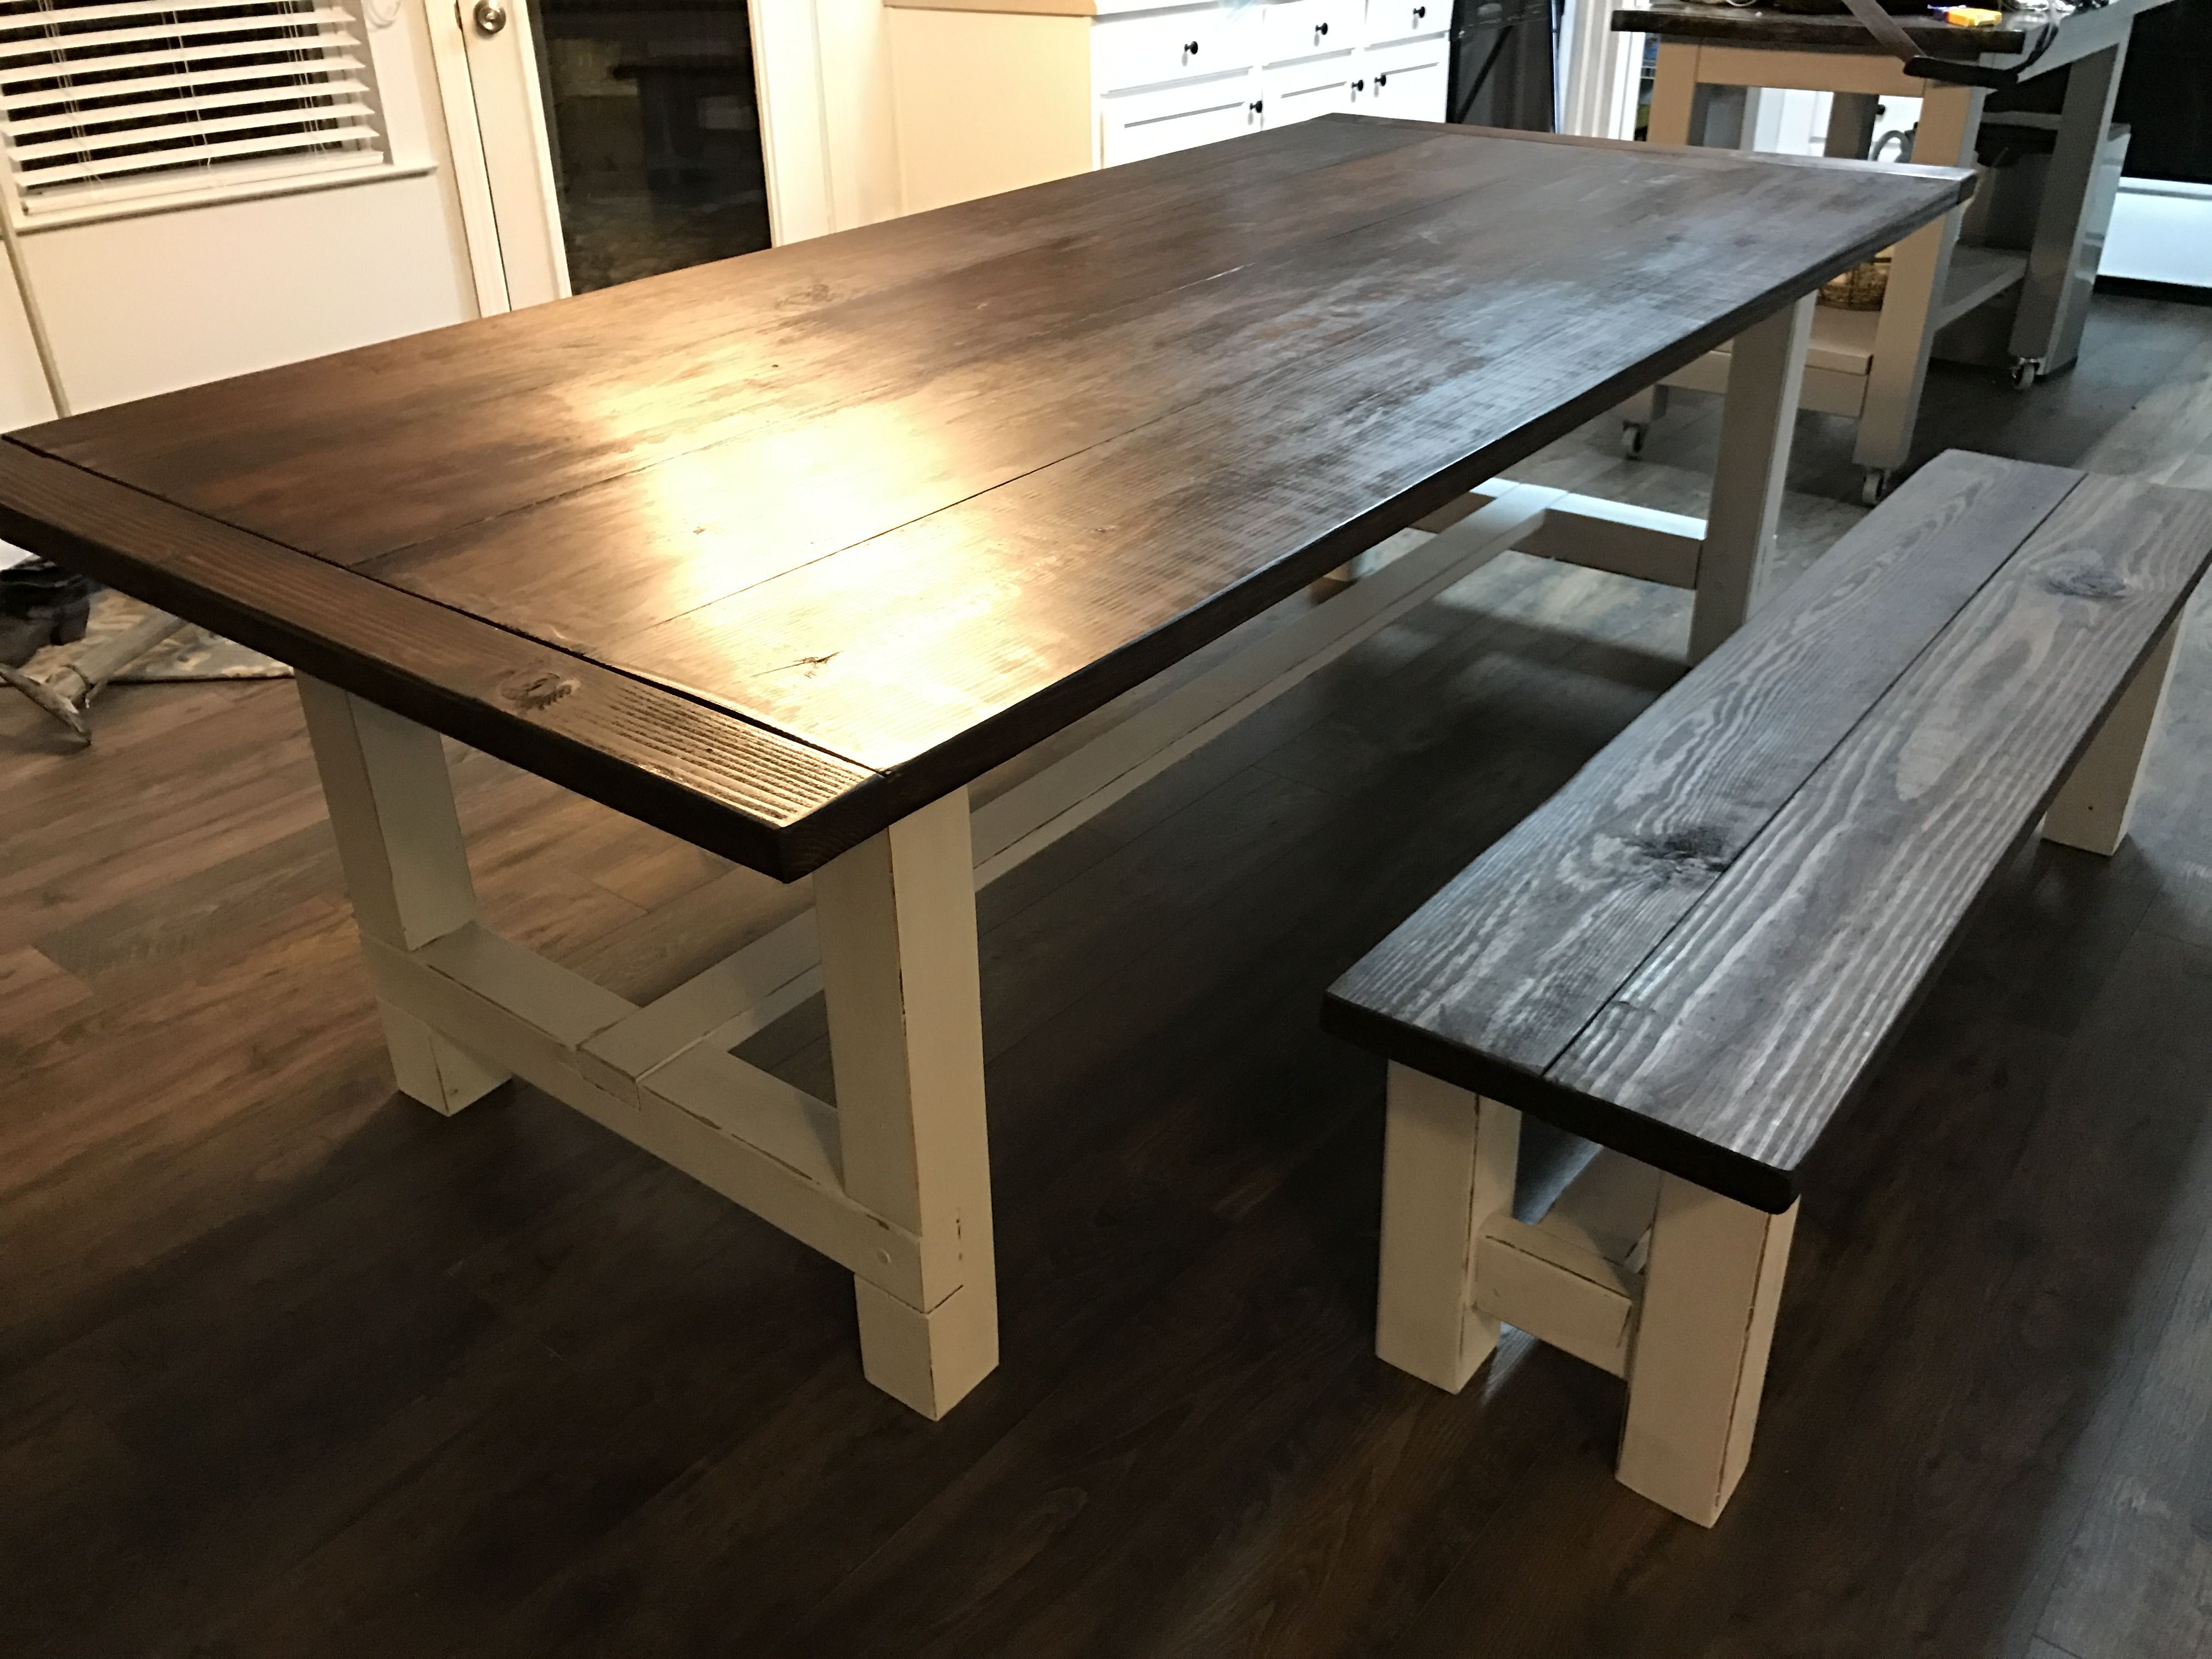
[1374,1066,1800,1527]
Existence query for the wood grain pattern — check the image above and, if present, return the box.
[1327,458,2212,1210]
[1324,453,2078,1101]
[1555,473,2212,1203]
[0,119,1968,872]
[595,142,1966,775]
[1611,1,2032,56]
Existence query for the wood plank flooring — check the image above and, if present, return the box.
[5,290,2212,1657]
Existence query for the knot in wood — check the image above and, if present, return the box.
[2042,563,2129,601]
[498,668,579,710]
[1631,826,1731,882]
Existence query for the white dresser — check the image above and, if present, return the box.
[885,0,1453,213]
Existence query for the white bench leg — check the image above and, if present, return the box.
[815,789,999,1419]
[1375,1064,1521,1392]
[2043,619,2181,857]
[1617,1176,1797,1526]
[296,676,509,1115]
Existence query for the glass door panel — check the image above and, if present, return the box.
[523,0,772,292]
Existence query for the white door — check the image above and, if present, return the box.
[429,0,780,306]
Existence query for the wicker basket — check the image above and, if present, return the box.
[1821,255,1892,310]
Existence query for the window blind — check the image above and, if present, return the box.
[0,0,385,219]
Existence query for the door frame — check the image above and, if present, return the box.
[1557,0,1640,139]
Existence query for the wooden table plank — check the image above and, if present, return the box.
[594,139,1965,776]
[1550,473,2212,1206]
[355,131,1635,655]
[1322,451,2081,1153]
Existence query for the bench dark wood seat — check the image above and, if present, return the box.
[1322,450,2212,1525]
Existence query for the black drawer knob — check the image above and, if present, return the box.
[1413,5,1426,18]
[1184,39,1200,53]
[1250,98,1264,114]
[1316,20,1329,35]
[1375,71,1390,87]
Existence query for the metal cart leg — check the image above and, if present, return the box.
[2010,41,2129,382]
[1853,83,1986,493]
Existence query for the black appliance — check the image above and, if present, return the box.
[1447,0,1558,131]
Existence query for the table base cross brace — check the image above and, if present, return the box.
[298,675,997,1419]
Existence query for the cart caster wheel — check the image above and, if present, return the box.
[1860,469,1893,507]
[1622,420,1649,459]
[2011,358,2040,392]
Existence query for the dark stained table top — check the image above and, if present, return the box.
[1612,1,2033,56]
[0,117,1970,880]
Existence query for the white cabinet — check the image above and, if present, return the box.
[887,0,1452,215]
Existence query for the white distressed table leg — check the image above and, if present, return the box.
[1854,83,1984,482]
[1617,1176,1797,1526]
[296,676,508,1114]
[1690,293,1813,662]
[1375,1064,1521,1392]
[1614,44,1700,445]
[815,788,998,1419]
[2044,620,2181,857]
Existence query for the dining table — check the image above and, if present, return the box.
[0,115,1968,1418]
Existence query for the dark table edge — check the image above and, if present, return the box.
[1318,993,1803,1212]
[0,439,906,882]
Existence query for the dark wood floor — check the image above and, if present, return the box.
[5,292,2212,1658]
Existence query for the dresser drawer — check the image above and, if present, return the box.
[1364,0,1444,45]
[1262,53,1358,124]
[1101,76,1263,165]
[1257,0,1365,65]
[1092,5,1258,95]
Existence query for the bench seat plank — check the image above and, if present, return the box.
[1554,472,2212,1205]
[1323,454,2078,1128]
[1325,455,2212,1211]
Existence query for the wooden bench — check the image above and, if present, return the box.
[1321,450,2212,1526]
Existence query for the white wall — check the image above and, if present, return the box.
[21,173,476,412]
[0,255,57,430]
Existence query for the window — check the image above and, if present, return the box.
[0,0,387,225]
